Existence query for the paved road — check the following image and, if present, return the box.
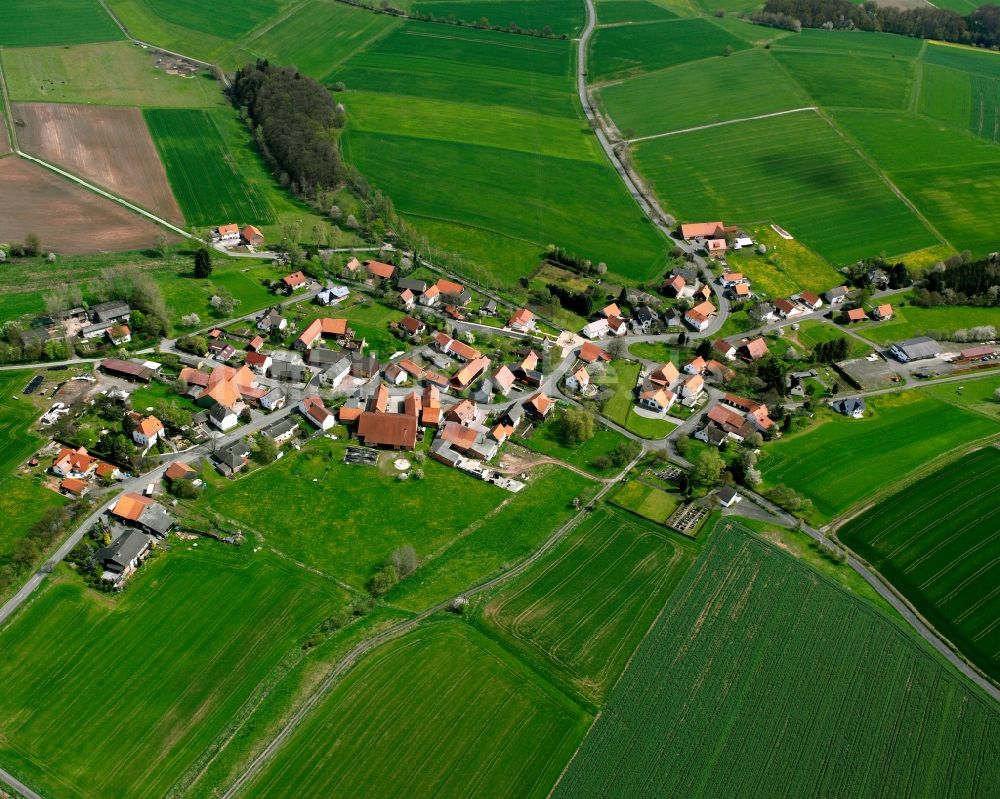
[0,766,43,799]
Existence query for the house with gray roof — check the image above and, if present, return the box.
[94,529,150,588]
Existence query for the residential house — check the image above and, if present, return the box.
[420,284,441,307]
[344,257,362,274]
[717,486,742,507]
[493,365,516,396]
[91,300,132,325]
[481,299,498,316]
[799,291,823,310]
[639,387,674,413]
[680,374,704,399]
[680,221,725,240]
[400,315,425,337]
[399,288,415,310]
[444,305,466,321]
[397,277,428,295]
[245,351,272,374]
[247,335,265,352]
[713,339,737,361]
[707,238,727,255]
[432,332,481,362]
[632,305,658,332]
[422,385,442,427]
[60,477,90,497]
[269,359,309,383]
[214,440,251,476]
[446,399,478,426]
[165,461,196,482]
[108,324,131,346]
[578,341,611,364]
[662,274,689,299]
[299,395,335,431]
[260,387,286,411]
[846,307,867,323]
[774,298,804,319]
[581,318,610,339]
[257,307,287,333]
[730,283,752,301]
[95,462,123,482]
[873,303,893,321]
[472,380,493,405]
[832,397,866,419]
[217,223,240,242]
[824,285,849,305]
[94,529,151,588]
[508,308,536,332]
[181,364,264,421]
[438,422,498,461]
[398,358,424,380]
[209,341,237,361]
[649,362,679,387]
[282,271,308,292]
[890,336,940,363]
[132,415,164,447]
[748,302,777,324]
[351,353,380,379]
[384,363,407,386]
[317,284,350,306]
[719,272,746,287]
[565,366,590,392]
[524,392,554,419]
[452,356,491,390]
[599,303,621,319]
[109,493,174,536]
[684,356,705,375]
[262,417,298,445]
[684,300,717,332]
[52,446,97,478]
[739,337,769,361]
[500,402,525,429]
[721,393,774,434]
[242,225,264,247]
[434,279,471,306]
[607,316,628,337]
[209,403,239,431]
[705,359,736,383]
[319,355,352,388]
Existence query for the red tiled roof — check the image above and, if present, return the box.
[112,493,152,522]
[165,461,195,480]
[741,337,769,360]
[578,342,610,363]
[847,308,867,321]
[493,364,516,390]
[650,362,679,385]
[136,416,164,437]
[358,412,417,449]
[296,318,349,348]
[508,308,534,327]
[441,421,478,450]
[365,260,396,279]
[283,271,306,288]
[681,221,724,239]
[61,477,88,495]
[452,356,491,389]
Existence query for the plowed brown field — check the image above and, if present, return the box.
[0,157,175,253]
[13,102,183,224]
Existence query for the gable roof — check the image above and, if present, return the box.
[111,493,152,522]
[526,392,553,416]
[876,303,893,318]
[242,225,263,241]
[452,356,491,389]
[401,315,424,334]
[650,362,680,385]
[714,339,735,355]
[681,221,724,239]
[165,461,195,480]
[690,300,716,317]
[800,290,821,305]
[740,337,769,360]
[283,271,306,288]
[509,308,534,327]
[357,411,417,448]
[493,364,516,390]
[136,416,164,437]
[296,317,349,348]
[600,303,621,318]
[847,308,867,321]
[218,223,239,237]
[578,341,611,363]
[365,260,396,279]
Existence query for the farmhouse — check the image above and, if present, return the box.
[181,365,264,413]
[300,395,335,431]
[432,332,481,362]
[890,336,940,363]
[680,221,724,240]
[91,300,131,325]
[269,360,309,383]
[295,318,351,349]
[318,355,352,388]
[100,359,154,382]
[397,277,427,295]
[384,363,406,386]
[508,308,535,332]
[217,223,239,242]
[94,529,151,588]
[109,493,174,536]
[721,393,774,433]
[697,404,755,444]
[132,415,164,447]
[242,225,264,247]
[357,411,417,450]
[352,353,380,379]
[434,279,471,306]
[107,324,131,346]
[707,238,726,255]
[438,421,498,461]
[245,351,272,374]
[422,385,442,426]
[52,446,97,478]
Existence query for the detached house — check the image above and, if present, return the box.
[684,300,716,332]
[132,415,164,447]
[299,395,335,431]
[824,285,849,305]
[639,387,674,413]
[738,337,769,362]
[52,446,97,478]
[873,304,893,321]
[282,271,308,292]
[508,308,536,332]
[713,339,737,361]
[799,291,823,310]
[95,529,151,589]
[565,366,590,392]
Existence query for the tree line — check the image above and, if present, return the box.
[756,0,1000,47]
[919,254,1000,306]
[230,61,344,199]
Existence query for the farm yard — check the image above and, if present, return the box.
[760,387,999,523]
[144,108,274,228]
[482,507,694,702]
[0,157,171,254]
[551,522,1000,799]
[240,620,590,799]
[839,446,1000,683]
[0,0,123,47]
[14,103,184,224]
[0,543,343,799]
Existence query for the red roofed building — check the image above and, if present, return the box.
[422,385,442,426]
[133,415,164,446]
[451,356,491,390]
[508,308,535,332]
[649,362,679,387]
[739,337,769,361]
[846,308,867,323]
[874,304,893,321]
[282,271,307,290]
[52,446,97,478]
[799,291,822,309]
[217,223,239,241]
[299,395,335,430]
[578,341,611,363]
[365,260,396,280]
[242,225,264,247]
[525,392,554,418]
[493,365,517,396]
[357,412,417,450]
[639,387,674,413]
[295,318,350,349]
[60,477,89,496]
[680,221,724,240]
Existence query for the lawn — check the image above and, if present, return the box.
[514,412,633,475]
[0,543,342,799]
[285,299,405,357]
[633,111,937,264]
[412,0,586,35]
[627,341,681,362]
[598,48,808,138]
[334,21,667,286]
[552,521,1000,798]
[859,300,1000,344]
[588,18,749,81]
[144,108,275,227]
[611,478,681,523]
[773,27,924,58]
[624,411,676,438]
[601,359,641,425]
[760,389,1000,522]
[1,42,226,107]
[0,0,122,47]
[792,319,872,360]
[838,446,1000,683]
[482,505,695,702]
[241,619,590,799]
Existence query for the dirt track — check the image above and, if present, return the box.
[0,157,176,253]
[0,116,10,155]
[13,102,184,225]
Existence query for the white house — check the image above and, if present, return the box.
[717,486,742,507]
[638,387,674,413]
[317,285,350,306]
[299,395,335,431]
[680,374,704,399]
[209,403,239,431]
[321,356,352,388]
[217,223,240,242]
[132,415,164,446]
[565,367,590,392]
[260,387,286,411]
[582,318,610,339]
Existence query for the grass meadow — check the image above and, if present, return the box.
[2,42,226,107]
[552,522,1000,798]
[144,108,275,227]
[589,18,749,81]
[482,506,695,702]
[858,301,1000,344]
[838,446,1000,683]
[513,414,632,476]
[760,389,999,522]
[0,543,342,799]
[634,112,936,264]
[242,620,591,799]
[611,478,680,523]
[0,0,122,47]
[336,22,666,286]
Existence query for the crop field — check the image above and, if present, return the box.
[336,22,666,285]
[144,108,274,227]
[0,543,341,799]
[920,64,973,128]
[774,50,914,110]
[598,49,808,138]
[139,0,283,38]
[0,0,122,47]
[412,0,586,35]
[0,157,170,254]
[2,42,226,108]
[588,18,749,81]
[596,0,678,23]
[611,479,680,523]
[774,28,924,58]
[634,112,936,263]
[225,1,401,76]
[514,415,632,475]
[839,446,1000,683]
[242,620,590,799]
[761,389,999,522]
[483,506,694,701]
[15,103,184,224]
[552,522,1000,799]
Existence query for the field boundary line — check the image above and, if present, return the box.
[626,106,818,143]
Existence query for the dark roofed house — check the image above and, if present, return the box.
[352,354,380,379]
[832,397,866,419]
[397,277,428,294]
[262,417,298,444]
[214,440,251,476]
[269,360,309,382]
[94,529,150,587]
[890,336,940,363]
[91,300,132,324]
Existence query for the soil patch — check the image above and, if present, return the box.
[0,157,176,254]
[13,102,184,224]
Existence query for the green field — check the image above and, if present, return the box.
[839,446,1000,683]
[774,50,914,110]
[412,0,586,34]
[552,521,1000,798]
[792,319,872,359]
[336,22,666,286]
[634,112,937,264]
[0,0,123,47]
[857,300,1000,344]
[611,478,680,522]
[144,108,275,227]
[483,506,694,701]
[140,0,283,37]
[242,620,590,799]
[725,224,845,296]
[599,49,808,138]
[105,0,233,62]
[1,42,226,107]
[589,18,749,81]
[597,0,678,23]
[761,388,999,522]
[774,28,924,58]
[0,543,341,799]
[920,64,973,128]
[514,413,632,475]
